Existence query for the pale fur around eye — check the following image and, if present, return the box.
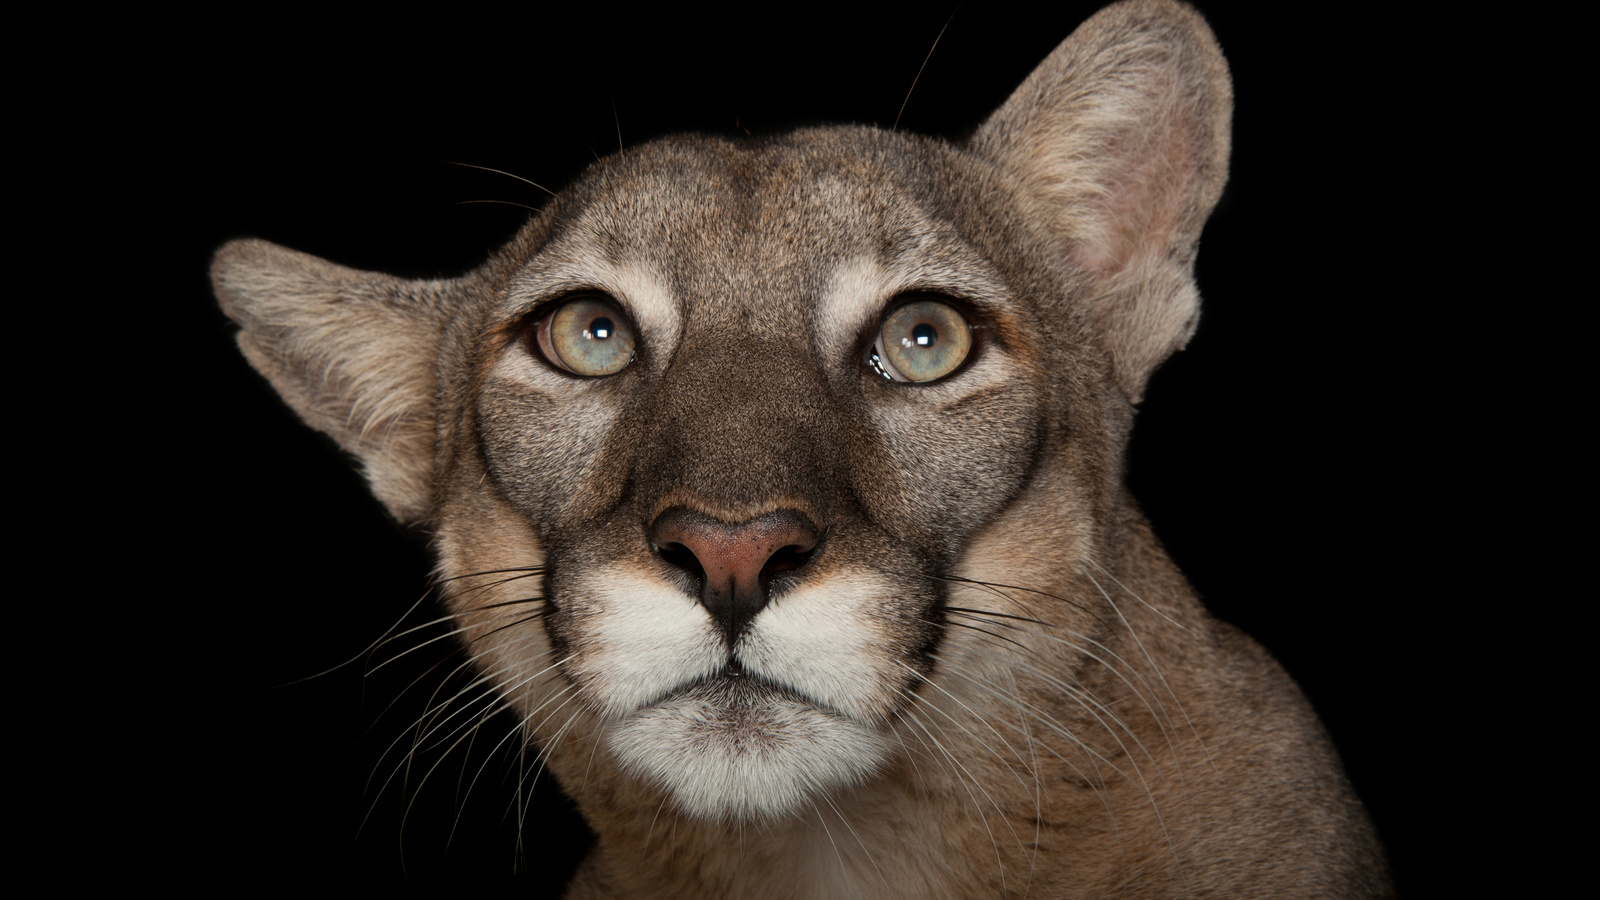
[870,299,972,383]
[535,296,637,377]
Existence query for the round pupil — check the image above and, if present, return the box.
[587,317,614,340]
[910,323,937,347]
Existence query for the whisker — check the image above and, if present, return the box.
[454,199,542,213]
[894,700,1009,893]
[366,602,547,676]
[927,572,1108,629]
[949,650,1153,786]
[365,643,490,746]
[931,565,1200,802]
[935,653,1186,875]
[514,698,586,854]
[986,616,1188,782]
[643,791,674,854]
[471,595,554,612]
[892,7,960,132]
[398,694,519,851]
[1083,567,1218,777]
[446,703,497,850]
[443,161,557,198]
[384,642,556,769]
[941,612,1034,654]
[428,564,545,587]
[809,800,852,892]
[362,599,503,667]
[1088,560,1195,635]
[270,586,437,688]
[362,641,564,832]
[459,682,578,845]
[439,569,546,604]
[819,780,886,889]
[943,604,1053,628]
[897,659,1041,798]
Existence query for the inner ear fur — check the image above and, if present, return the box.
[974,0,1231,403]
[212,238,462,522]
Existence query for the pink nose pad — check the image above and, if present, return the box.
[648,508,820,642]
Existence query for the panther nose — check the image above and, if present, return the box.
[648,507,819,642]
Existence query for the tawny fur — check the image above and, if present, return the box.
[212,2,1392,896]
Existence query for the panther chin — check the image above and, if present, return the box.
[604,669,889,822]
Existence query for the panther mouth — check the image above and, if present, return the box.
[650,656,821,719]
[606,668,889,821]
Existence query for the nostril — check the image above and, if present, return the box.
[759,544,815,583]
[656,541,706,583]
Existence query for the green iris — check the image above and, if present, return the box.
[876,299,972,383]
[539,297,636,376]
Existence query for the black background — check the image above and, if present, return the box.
[109,1,1511,893]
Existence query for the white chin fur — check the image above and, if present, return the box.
[605,679,887,822]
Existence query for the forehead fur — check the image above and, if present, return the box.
[491,128,1065,323]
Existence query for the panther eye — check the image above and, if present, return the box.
[533,295,637,377]
[868,298,973,383]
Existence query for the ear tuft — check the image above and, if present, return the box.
[974,0,1231,402]
[213,239,462,522]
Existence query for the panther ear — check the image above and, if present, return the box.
[974,0,1231,403]
[212,238,462,522]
